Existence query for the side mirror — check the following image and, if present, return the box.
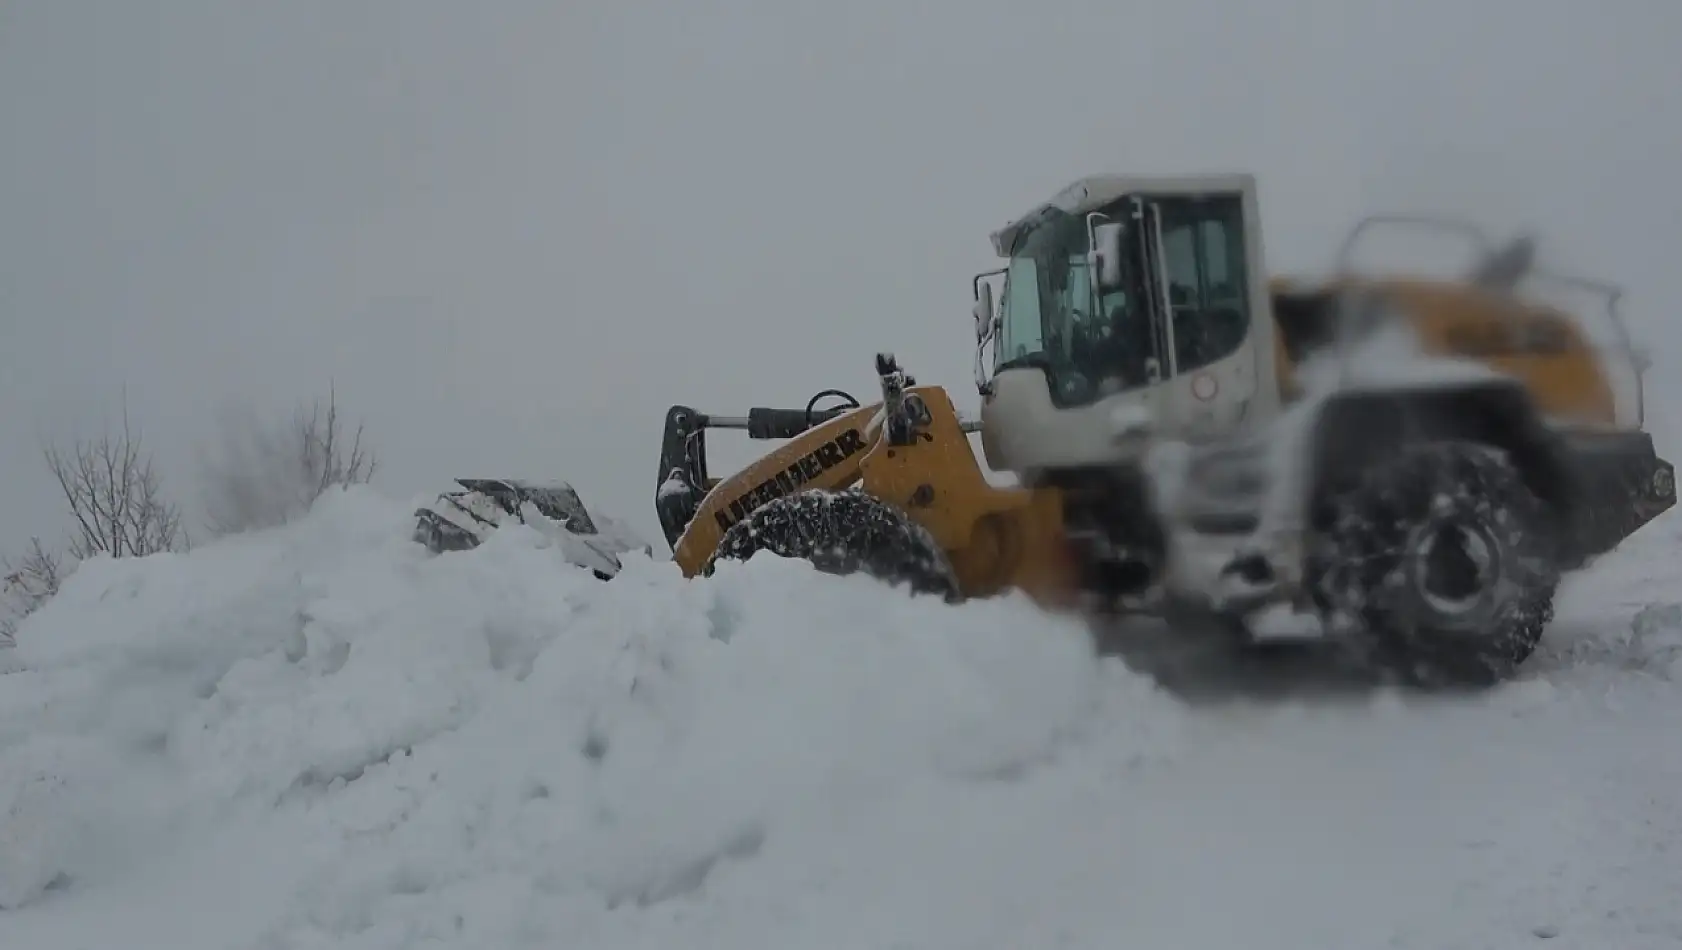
[1091,222,1125,291]
[973,283,995,341]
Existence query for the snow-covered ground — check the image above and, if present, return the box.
[0,487,1678,949]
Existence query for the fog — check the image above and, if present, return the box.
[3,0,1678,555]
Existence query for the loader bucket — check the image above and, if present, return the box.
[412,478,645,580]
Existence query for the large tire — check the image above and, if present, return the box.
[706,489,960,600]
[1311,440,1562,687]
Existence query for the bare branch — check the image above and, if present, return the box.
[200,384,379,537]
[3,538,64,604]
[2,537,67,644]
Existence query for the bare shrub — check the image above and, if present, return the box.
[44,405,186,560]
[200,385,378,537]
[4,399,185,645]
[1,538,64,645]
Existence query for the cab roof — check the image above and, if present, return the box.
[988,172,1257,257]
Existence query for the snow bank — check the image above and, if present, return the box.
[0,487,1172,945]
[1,487,1677,949]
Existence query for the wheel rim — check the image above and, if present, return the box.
[1405,519,1504,628]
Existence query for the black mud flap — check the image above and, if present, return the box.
[1559,429,1675,562]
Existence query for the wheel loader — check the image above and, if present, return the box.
[423,172,1676,686]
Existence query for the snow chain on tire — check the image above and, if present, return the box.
[706,488,961,600]
[1312,440,1562,687]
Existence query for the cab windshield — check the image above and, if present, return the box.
[992,193,1253,408]
[994,209,1157,407]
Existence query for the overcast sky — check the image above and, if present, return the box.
[3,0,1679,557]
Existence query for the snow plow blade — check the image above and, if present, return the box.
[412,478,649,580]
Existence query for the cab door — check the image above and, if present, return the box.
[1140,193,1261,442]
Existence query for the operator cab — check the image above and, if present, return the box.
[973,173,1279,474]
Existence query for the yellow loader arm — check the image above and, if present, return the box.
[653,354,1077,602]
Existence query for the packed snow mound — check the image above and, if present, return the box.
[1,487,1679,949]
